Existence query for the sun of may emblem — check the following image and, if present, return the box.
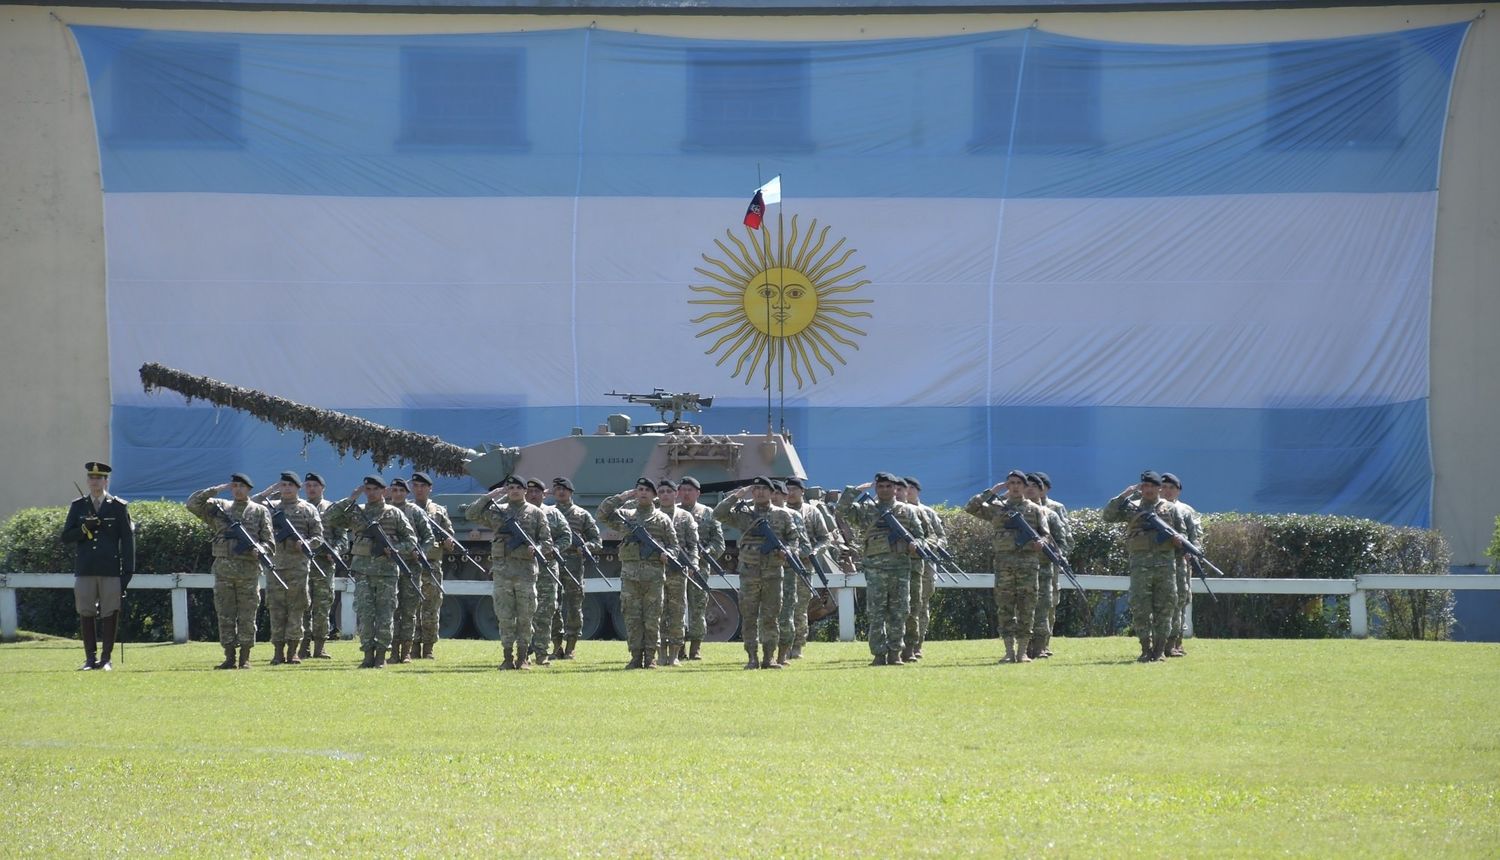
[689,216,873,389]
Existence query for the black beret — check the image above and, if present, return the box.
[656,478,678,491]
[873,472,900,484]
[552,476,575,491]
[635,477,657,492]
[363,475,386,489]
[525,478,546,490]
[410,472,433,486]
[678,476,701,490]
[784,476,805,489]
[1024,473,1044,488]
[390,478,410,491]
[1007,470,1028,482]
[1140,470,1163,486]
[303,472,325,486]
[279,470,301,487]
[749,476,775,489]
[230,473,254,489]
[487,479,507,492]
[891,476,910,488]
[1161,472,1182,489]
[502,475,525,488]
[1033,471,1052,489]
[770,480,787,494]
[85,461,112,477]
[903,477,921,491]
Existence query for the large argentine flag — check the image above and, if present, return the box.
[72,23,1468,523]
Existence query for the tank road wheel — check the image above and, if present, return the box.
[705,591,741,642]
[472,596,500,640]
[438,595,471,639]
[581,594,606,640]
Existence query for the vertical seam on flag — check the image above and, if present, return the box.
[569,27,594,426]
[984,27,1032,478]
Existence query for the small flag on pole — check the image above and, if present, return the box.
[742,175,781,230]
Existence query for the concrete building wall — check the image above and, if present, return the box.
[2,3,1495,563]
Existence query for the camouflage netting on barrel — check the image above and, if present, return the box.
[139,362,475,476]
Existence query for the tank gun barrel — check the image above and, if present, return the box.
[139,362,478,476]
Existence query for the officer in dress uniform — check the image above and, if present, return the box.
[61,462,135,671]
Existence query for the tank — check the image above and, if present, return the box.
[139,365,813,641]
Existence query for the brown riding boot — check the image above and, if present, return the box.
[237,644,253,669]
[271,642,286,666]
[79,616,99,671]
[687,639,702,661]
[626,649,643,670]
[500,646,515,671]
[869,652,887,666]
[563,637,577,659]
[761,644,781,669]
[215,644,237,670]
[298,637,312,660]
[1002,636,1017,664]
[744,645,759,670]
[312,638,330,659]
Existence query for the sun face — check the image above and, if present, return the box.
[690,216,873,389]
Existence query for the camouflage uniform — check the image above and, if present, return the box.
[390,499,433,653]
[529,504,573,659]
[322,497,417,657]
[1103,490,1187,659]
[783,500,834,654]
[1169,499,1203,649]
[465,496,553,663]
[965,490,1050,661]
[1030,503,1070,656]
[684,500,725,645]
[714,496,797,667]
[658,502,700,653]
[551,500,602,642]
[415,498,454,650]
[264,496,325,650]
[305,496,347,645]
[599,491,679,666]
[1042,497,1070,637]
[904,503,945,657]
[838,489,926,662]
[187,487,275,655]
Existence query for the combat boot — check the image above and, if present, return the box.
[869,652,887,667]
[401,641,415,664]
[298,637,312,660]
[900,645,914,663]
[911,641,923,660]
[215,645,237,670]
[1136,640,1153,663]
[626,649,643,670]
[357,646,374,669]
[658,644,669,665]
[1150,641,1166,663]
[312,638,330,659]
[535,646,551,667]
[667,644,681,667]
[1002,636,1017,664]
[421,641,434,659]
[271,642,286,666]
[563,637,577,659]
[97,614,117,670]
[79,616,98,670]
[237,644,253,669]
[687,639,702,661]
[551,636,565,660]
[515,650,531,670]
[743,646,759,670]
[776,644,790,667]
[500,646,515,671]
[788,642,803,660]
[642,648,657,670]
[761,644,780,669]
[888,650,905,665]
[372,647,387,669]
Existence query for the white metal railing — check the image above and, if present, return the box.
[1,571,1495,643]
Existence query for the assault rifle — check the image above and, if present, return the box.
[499,516,563,589]
[1002,510,1087,599]
[747,518,816,592]
[362,518,419,592]
[698,552,740,598]
[270,506,329,584]
[207,505,284,589]
[408,504,487,576]
[1139,511,1220,602]
[620,517,670,562]
[561,521,612,588]
[399,506,455,589]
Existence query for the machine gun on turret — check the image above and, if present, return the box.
[603,389,714,431]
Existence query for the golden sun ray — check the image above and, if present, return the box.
[689,215,874,390]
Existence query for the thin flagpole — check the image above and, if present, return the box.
[777,204,786,438]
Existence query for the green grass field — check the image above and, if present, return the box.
[2,635,1496,857]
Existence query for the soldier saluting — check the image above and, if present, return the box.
[61,461,134,671]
